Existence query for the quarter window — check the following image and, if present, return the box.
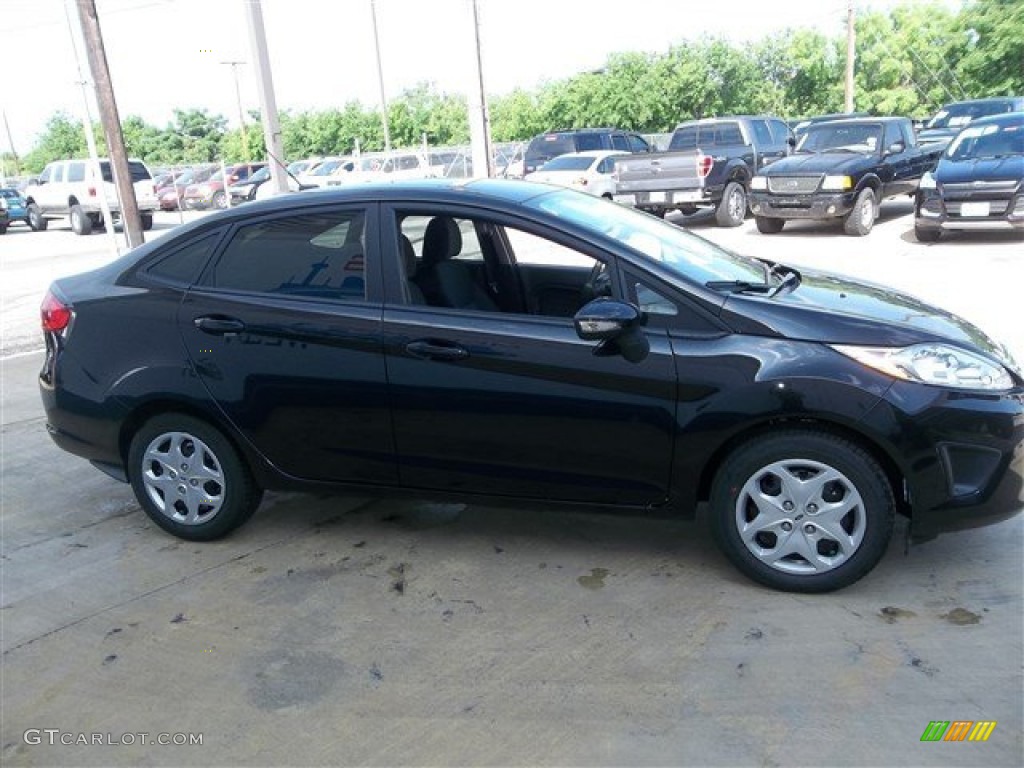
[145,231,222,285]
[206,210,367,301]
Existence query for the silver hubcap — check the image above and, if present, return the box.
[860,196,874,227]
[728,187,744,220]
[142,431,226,525]
[734,458,866,575]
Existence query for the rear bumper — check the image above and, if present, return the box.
[749,191,857,219]
[615,187,716,210]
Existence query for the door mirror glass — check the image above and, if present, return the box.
[574,298,641,341]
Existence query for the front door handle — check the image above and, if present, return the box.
[194,315,246,335]
[405,340,469,361]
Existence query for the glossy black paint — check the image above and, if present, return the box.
[40,179,1023,540]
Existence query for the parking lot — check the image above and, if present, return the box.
[2,202,1022,766]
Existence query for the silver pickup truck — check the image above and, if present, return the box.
[613,115,792,227]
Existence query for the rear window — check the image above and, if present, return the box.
[539,155,594,171]
[100,161,151,183]
[668,122,744,150]
[527,133,578,161]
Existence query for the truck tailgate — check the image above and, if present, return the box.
[614,152,705,194]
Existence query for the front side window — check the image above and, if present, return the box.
[206,210,367,301]
[751,120,773,145]
[627,134,650,153]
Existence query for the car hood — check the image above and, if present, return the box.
[720,267,1017,369]
[935,155,1024,185]
[918,128,956,144]
[759,153,875,176]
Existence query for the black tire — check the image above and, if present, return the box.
[843,188,876,236]
[643,207,666,219]
[914,223,941,243]
[140,212,153,231]
[0,223,7,235]
[28,203,47,231]
[715,180,747,227]
[212,191,227,209]
[70,204,93,236]
[709,431,895,593]
[128,413,263,541]
[678,205,698,216]
[755,215,785,234]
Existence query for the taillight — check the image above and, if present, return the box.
[87,186,97,197]
[577,177,588,186]
[41,290,72,332]
[697,153,714,178]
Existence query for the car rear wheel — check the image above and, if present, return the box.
[70,204,93,236]
[140,212,153,231]
[755,216,785,234]
[843,188,876,236]
[715,181,747,227]
[128,414,263,541]
[914,223,941,242]
[710,431,894,592]
[28,203,48,231]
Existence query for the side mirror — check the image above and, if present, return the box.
[887,141,906,155]
[574,298,641,341]
[787,137,797,148]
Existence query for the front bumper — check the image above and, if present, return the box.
[749,190,857,220]
[915,190,1024,232]
[864,381,1024,539]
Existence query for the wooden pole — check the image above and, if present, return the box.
[845,0,856,113]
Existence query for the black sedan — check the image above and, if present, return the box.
[39,180,1024,592]
[915,111,1024,241]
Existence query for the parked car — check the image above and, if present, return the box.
[614,115,792,225]
[297,156,356,188]
[0,187,30,226]
[158,165,217,211]
[38,180,1023,593]
[0,197,9,234]
[23,158,158,235]
[918,97,1024,148]
[183,163,266,210]
[228,166,272,205]
[523,128,651,176]
[748,117,943,236]
[914,112,1024,241]
[524,150,627,197]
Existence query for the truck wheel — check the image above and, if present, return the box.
[715,181,747,227]
[679,206,698,216]
[914,223,940,243]
[28,204,48,231]
[70,204,93,236]
[843,188,876,236]
[755,216,785,234]
[141,213,154,231]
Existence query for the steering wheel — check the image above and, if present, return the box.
[581,260,612,304]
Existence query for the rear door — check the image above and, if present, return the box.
[177,203,397,485]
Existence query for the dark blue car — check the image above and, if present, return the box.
[915,111,1024,241]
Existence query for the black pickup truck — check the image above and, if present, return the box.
[748,117,943,236]
[613,115,792,226]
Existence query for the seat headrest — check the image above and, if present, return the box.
[422,217,462,266]
[400,234,417,278]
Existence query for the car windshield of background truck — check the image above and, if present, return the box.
[796,123,883,154]
[526,190,767,286]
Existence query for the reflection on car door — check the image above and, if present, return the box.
[379,206,678,505]
[177,204,397,485]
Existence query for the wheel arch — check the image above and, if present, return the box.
[855,174,882,196]
[696,416,908,515]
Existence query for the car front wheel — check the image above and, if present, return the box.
[128,414,263,541]
[843,188,876,236]
[710,431,895,592]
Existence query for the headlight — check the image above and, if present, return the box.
[821,175,853,191]
[919,171,936,190]
[750,176,768,190]
[831,343,1014,390]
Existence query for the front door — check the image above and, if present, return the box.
[380,206,677,505]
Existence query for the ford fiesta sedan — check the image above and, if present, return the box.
[39,180,1023,592]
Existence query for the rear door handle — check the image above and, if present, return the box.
[405,340,469,361]
[194,315,246,335]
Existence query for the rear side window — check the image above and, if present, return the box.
[611,134,629,151]
[206,210,368,301]
[574,133,606,152]
[627,134,650,153]
[715,123,744,145]
[100,161,151,183]
[145,231,222,285]
[66,162,86,182]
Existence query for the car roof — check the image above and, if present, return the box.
[941,96,1023,107]
[967,111,1024,127]
[805,116,904,127]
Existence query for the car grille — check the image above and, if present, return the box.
[768,176,822,194]
[944,200,1010,216]
[942,180,1019,200]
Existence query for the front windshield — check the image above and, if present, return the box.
[525,190,767,286]
[208,170,223,182]
[926,101,1011,130]
[312,159,345,176]
[248,167,271,183]
[945,121,1024,161]
[796,123,882,154]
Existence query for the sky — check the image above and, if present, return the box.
[0,0,961,154]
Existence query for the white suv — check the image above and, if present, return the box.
[24,158,159,235]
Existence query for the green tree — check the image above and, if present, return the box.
[957,0,1024,95]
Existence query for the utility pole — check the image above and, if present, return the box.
[76,0,144,248]
[469,0,494,178]
[221,60,250,162]
[243,0,287,194]
[2,110,20,177]
[845,0,856,113]
[369,0,391,153]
